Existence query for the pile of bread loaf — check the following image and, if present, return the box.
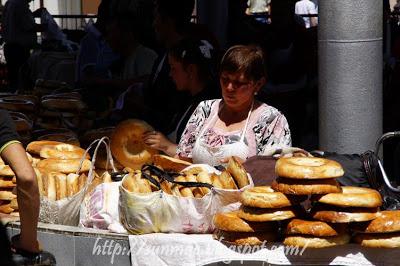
[121,155,250,197]
[26,140,111,201]
[0,156,19,216]
[213,156,400,248]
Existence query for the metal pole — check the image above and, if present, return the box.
[40,0,44,8]
[318,0,383,153]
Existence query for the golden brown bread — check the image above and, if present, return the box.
[66,173,80,197]
[312,186,382,208]
[152,154,192,172]
[275,157,344,179]
[227,157,250,188]
[0,191,16,201]
[213,211,278,232]
[283,234,350,248]
[54,173,67,200]
[351,210,400,233]
[172,176,194,198]
[122,172,152,194]
[238,206,298,222]
[0,165,15,177]
[214,230,278,246]
[241,186,307,208]
[286,219,347,237]
[27,140,66,155]
[219,170,238,190]
[39,143,88,160]
[353,232,400,248]
[210,173,224,189]
[195,171,212,195]
[0,202,14,214]
[311,204,379,223]
[0,177,16,188]
[184,173,203,198]
[271,176,342,195]
[37,158,91,174]
[111,119,158,170]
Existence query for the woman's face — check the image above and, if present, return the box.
[168,55,190,91]
[220,71,261,110]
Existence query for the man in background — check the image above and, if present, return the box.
[295,0,318,28]
[2,0,47,92]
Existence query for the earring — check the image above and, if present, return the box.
[254,92,258,96]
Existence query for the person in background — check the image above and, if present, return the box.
[121,0,196,135]
[143,38,220,156]
[246,0,271,24]
[2,0,47,92]
[0,110,55,264]
[177,45,291,166]
[294,0,318,28]
[75,0,119,86]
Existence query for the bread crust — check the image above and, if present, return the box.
[275,157,344,179]
[152,154,192,172]
[271,177,342,195]
[37,158,91,174]
[312,186,382,208]
[351,210,400,233]
[353,232,400,248]
[39,143,88,160]
[286,219,347,237]
[238,206,297,222]
[311,204,379,223]
[227,157,250,188]
[214,211,278,232]
[111,119,158,169]
[241,186,306,208]
[283,234,350,248]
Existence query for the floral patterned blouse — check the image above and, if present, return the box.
[176,99,291,158]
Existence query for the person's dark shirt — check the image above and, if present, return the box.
[0,110,20,150]
[142,53,191,135]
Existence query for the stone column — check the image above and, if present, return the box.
[319,0,383,153]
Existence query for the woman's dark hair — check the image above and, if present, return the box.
[155,0,195,33]
[169,38,218,82]
[220,45,267,81]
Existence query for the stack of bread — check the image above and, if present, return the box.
[213,211,278,246]
[272,157,343,196]
[37,92,88,130]
[26,140,93,201]
[122,156,250,197]
[0,157,18,216]
[352,210,400,248]
[213,186,304,246]
[284,219,350,248]
[310,186,382,224]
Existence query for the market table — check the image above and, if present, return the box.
[4,220,399,266]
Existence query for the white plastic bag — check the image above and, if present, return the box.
[119,165,253,234]
[38,137,111,226]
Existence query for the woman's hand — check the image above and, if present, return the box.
[143,131,177,157]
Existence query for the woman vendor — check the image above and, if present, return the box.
[176,45,291,166]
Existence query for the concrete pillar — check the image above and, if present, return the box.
[318,0,383,153]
